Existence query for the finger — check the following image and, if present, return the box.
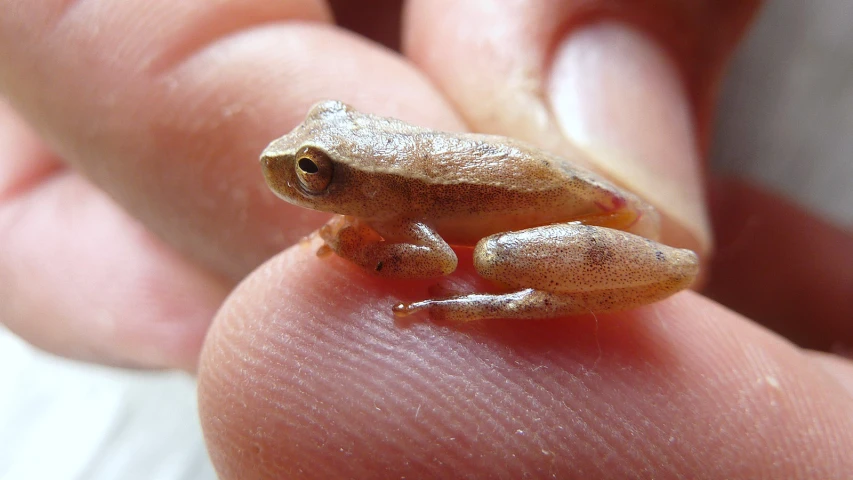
[0,102,227,369]
[198,246,853,479]
[704,177,853,352]
[0,0,463,281]
[404,0,762,258]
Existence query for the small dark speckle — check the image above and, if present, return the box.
[586,244,614,265]
[375,261,384,272]
[655,251,665,261]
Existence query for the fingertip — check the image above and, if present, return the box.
[548,23,709,255]
[0,173,228,369]
[199,247,853,478]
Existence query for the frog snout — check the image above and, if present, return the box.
[259,152,289,188]
[260,152,284,174]
[260,152,276,168]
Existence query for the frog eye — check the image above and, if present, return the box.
[295,146,333,194]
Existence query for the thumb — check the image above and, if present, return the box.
[404,0,762,257]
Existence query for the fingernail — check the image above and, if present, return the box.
[548,23,710,254]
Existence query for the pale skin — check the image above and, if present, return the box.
[5,1,853,478]
[261,100,699,321]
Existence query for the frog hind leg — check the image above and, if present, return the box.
[394,222,698,321]
[318,215,457,278]
[393,285,679,322]
[393,288,570,321]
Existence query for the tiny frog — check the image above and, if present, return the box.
[261,100,698,321]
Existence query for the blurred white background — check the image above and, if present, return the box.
[1,1,850,479]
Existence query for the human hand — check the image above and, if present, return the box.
[1,1,852,478]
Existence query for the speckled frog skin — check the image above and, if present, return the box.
[261,100,698,321]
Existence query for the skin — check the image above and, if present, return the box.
[261,100,699,321]
[4,1,853,478]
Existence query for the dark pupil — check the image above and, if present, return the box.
[298,157,319,174]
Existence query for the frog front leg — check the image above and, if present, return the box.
[393,224,699,321]
[317,215,457,278]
